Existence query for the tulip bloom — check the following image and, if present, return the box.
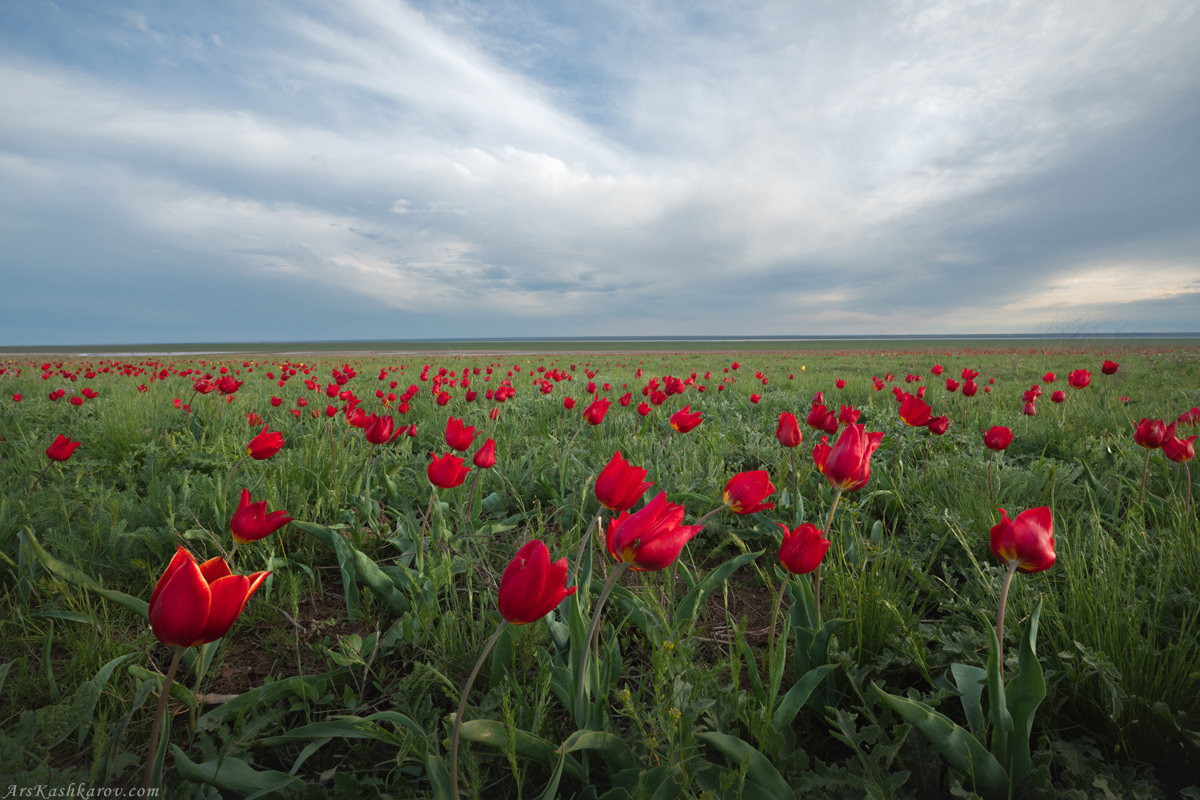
[835,379,846,389]
[1134,419,1174,449]
[838,405,861,426]
[563,397,576,410]
[899,394,932,427]
[669,405,703,433]
[990,507,1055,574]
[778,523,829,575]
[150,546,269,649]
[812,435,831,473]
[444,417,478,451]
[1163,435,1196,463]
[595,451,653,512]
[983,426,1014,451]
[961,380,978,397]
[364,415,402,445]
[776,412,802,448]
[931,364,944,376]
[246,426,284,460]
[806,403,838,434]
[473,438,496,469]
[946,379,960,392]
[822,424,884,492]
[428,452,471,489]
[582,397,611,425]
[1102,360,1119,375]
[926,416,949,435]
[1022,402,1038,416]
[498,540,577,625]
[230,488,292,544]
[1068,369,1091,389]
[606,492,703,572]
[46,434,81,462]
[637,401,651,416]
[723,471,776,514]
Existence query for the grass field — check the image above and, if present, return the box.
[1,341,1197,798]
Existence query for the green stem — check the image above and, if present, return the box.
[1139,449,1151,506]
[27,461,52,496]
[576,562,629,726]
[143,646,184,792]
[558,424,585,502]
[790,448,800,526]
[221,454,249,521]
[418,488,438,574]
[767,577,788,668]
[465,471,480,521]
[570,508,605,587]
[813,488,843,624]
[988,452,994,506]
[995,563,1019,679]
[451,620,510,800]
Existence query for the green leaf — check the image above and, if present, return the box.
[1004,599,1046,789]
[35,678,101,749]
[426,753,455,800]
[675,551,762,629]
[695,732,793,800]
[260,711,424,749]
[459,719,585,782]
[22,528,148,620]
[985,623,1013,768]
[128,665,198,711]
[949,663,988,738]
[30,610,98,627]
[871,684,1008,800]
[170,745,304,797]
[490,623,515,687]
[560,729,637,773]
[772,664,838,731]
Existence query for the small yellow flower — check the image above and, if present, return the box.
[618,688,631,703]
[668,707,681,721]
[663,640,675,653]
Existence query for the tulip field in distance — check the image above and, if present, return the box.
[1,340,1198,799]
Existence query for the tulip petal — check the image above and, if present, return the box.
[150,555,211,648]
[199,556,232,584]
[150,546,194,613]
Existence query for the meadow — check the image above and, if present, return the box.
[1,342,1197,799]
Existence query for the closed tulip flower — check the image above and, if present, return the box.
[595,451,654,512]
[946,379,960,392]
[498,540,576,625]
[822,424,884,492]
[1163,435,1196,463]
[606,492,703,572]
[1068,369,1091,389]
[428,452,471,489]
[1042,372,1056,383]
[364,414,402,445]
[1051,390,1066,404]
[899,393,933,427]
[637,401,651,416]
[563,397,576,410]
[444,417,478,451]
[990,507,1055,574]
[670,405,703,433]
[778,523,829,575]
[230,488,292,544]
[1134,419,1174,449]
[1022,402,1038,416]
[246,426,284,460]
[926,416,950,435]
[723,471,775,514]
[149,546,269,649]
[983,426,1014,451]
[582,397,612,425]
[473,438,496,469]
[45,434,81,462]
[776,412,802,448]
[962,380,978,397]
[812,435,831,473]
[1102,360,1119,375]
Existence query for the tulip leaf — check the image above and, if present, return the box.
[870,684,1009,800]
[772,663,839,732]
[695,732,793,800]
[170,745,304,797]
[559,729,637,772]
[489,623,516,687]
[22,528,149,620]
[675,551,762,631]
[426,752,455,800]
[459,720,585,782]
[35,677,101,750]
[949,663,988,738]
[1004,599,1046,789]
[694,760,781,800]
[741,641,767,707]
[294,521,410,620]
[985,623,1013,768]
[260,711,423,749]
[30,610,98,627]
[128,665,198,711]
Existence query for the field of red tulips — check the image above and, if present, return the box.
[1,344,1197,799]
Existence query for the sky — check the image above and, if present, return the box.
[2,0,1199,345]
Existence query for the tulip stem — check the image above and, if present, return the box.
[143,646,184,792]
[813,488,843,624]
[789,449,800,526]
[988,452,994,505]
[694,505,726,528]
[767,577,788,669]
[1139,450,1151,506]
[27,461,52,496]
[450,620,510,800]
[570,509,605,588]
[995,562,1019,680]
[464,471,480,521]
[576,562,629,727]
[220,455,249,522]
[558,424,585,502]
[418,489,438,574]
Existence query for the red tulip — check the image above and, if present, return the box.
[46,434,81,461]
[149,546,268,648]
[325,405,338,417]
[563,397,576,410]
[1163,435,1196,463]
[990,507,1055,574]
[1102,360,1119,375]
[750,393,762,404]
[899,393,932,427]
[436,391,451,406]
[931,364,944,376]
[230,488,292,544]
[776,412,802,448]
[961,368,980,381]
[365,415,402,445]
[473,438,496,469]
[498,540,577,625]
[346,407,369,428]
[806,403,838,434]
[812,435,831,472]
[962,380,978,397]
[670,405,703,433]
[1050,390,1066,404]
[822,424,884,492]
[1022,402,1037,416]
[618,392,632,407]
[1068,369,1091,389]
[428,452,471,489]
[11,393,21,402]
[605,492,703,572]
[69,396,84,406]
[777,523,829,575]
[835,379,846,389]
[838,405,860,426]
[637,401,651,416]
[583,397,612,425]
[595,451,654,511]
[246,426,284,460]
[926,416,949,435]
[723,471,775,514]
[444,417,478,451]
[946,379,960,392]
[1042,372,1056,383]
[1134,419,1174,449]
[983,426,1014,451]
[193,379,216,394]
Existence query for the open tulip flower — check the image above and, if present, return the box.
[1163,435,1196,463]
[806,403,838,434]
[838,405,860,426]
[1134,418,1174,449]
[45,434,81,462]
[151,546,270,648]
[582,397,611,425]
[899,393,932,427]
[230,488,293,545]
[669,405,703,433]
[778,523,829,575]
[723,471,775,514]
[606,492,703,572]
[246,425,284,460]
[428,452,471,489]
[595,451,654,512]
[926,416,949,435]
[990,507,1055,575]
[1068,369,1091,389]
[444,417,478,451]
